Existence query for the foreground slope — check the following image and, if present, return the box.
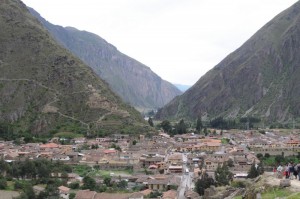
[29,8,182,111]
[157,1,300,123]
[0,0,146,135]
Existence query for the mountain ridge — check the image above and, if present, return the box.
[156,1,300,124]
[0,0,147,136]
[29,8,182,112]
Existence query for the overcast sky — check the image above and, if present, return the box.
[22,0,298,85]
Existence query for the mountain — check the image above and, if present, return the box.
[28,8,182,112]
[157,1,300,124]
[173,84,191,92]
[0,0,147,136]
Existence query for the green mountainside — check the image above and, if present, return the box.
[156,1,300,124]
[29,8,182,112]
[0,0,147,136]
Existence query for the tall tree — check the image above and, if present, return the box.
[247,162,259,179]
[196,117,203,132]
[82,176,97,190]
[148,117,154,127]
[195,173,215,196]
[175,119,187,134]
[160,120,172,133]
[215,163,233,186]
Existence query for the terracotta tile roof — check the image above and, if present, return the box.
[162,190,177,199]
[128,192,144,198]
[94,192,132,199]
[40,143,59,148]
[58,186,70,193]
[75,190,96,199]
[140,189,152,196]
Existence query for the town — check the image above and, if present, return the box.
[1,128,300,199]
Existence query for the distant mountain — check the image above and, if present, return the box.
[173,84,191,92]
[157,1,300,124]
[0,0,147,135]
[29,8,182,112]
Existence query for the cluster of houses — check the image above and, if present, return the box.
[1,130,300,199]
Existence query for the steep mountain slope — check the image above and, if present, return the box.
[0,0,147,135]
[29,8,182,112]
[157,1,300,123]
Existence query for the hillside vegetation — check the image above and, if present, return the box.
[0,0,147,136]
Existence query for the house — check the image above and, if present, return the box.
[112,134,129,141]
[162,190,178,199]
[139,189,152,197]
[140,157,164,167]
[148,178,169,191]
[204,158,224,171]
[168,165,183,173]
[94,192,133,199]
[75,189,96,199]
[168,153,183,165]
[39,143,60,150]
[73,137,86,144]
[58,186,70,199]
[52,155,70,161]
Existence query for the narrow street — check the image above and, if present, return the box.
[178,153,194,199]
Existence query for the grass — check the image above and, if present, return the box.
[73,165,93,177]
[287,193,300,199]
[221,138,230,144]
[261,187,292,199]
[233,196,242,199]
[73,165,133,177]
[88,169,133,178]
[5,181,14,191]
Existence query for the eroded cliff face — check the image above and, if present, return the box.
[156,1,300,123]
[29,8,182,111]
[0,0,146,134]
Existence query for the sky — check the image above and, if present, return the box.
[22,0,298,85]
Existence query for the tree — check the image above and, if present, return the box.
[257,162,264,175]
[215,164,233,186]
[204,127,208,136]
[99,184,107,192]
[227,159,234,167]
[149,191,162,198]
[132,140,137,145]
[69,193,76,199]
[196,117,203,132]
[148,117,154,127]
[69,182,80,189]
[103,176,111,187]
[160,120,172,133]
[275,155,285,164]
[264,153,270,158]
[175,119,187,134]
[19,184,36,199]
[195,173,215,195]
[0,177,7,189]
[118,180,128,189]
[82,176,96,190]
[38,183,59,199]
[256,153,263,159]
[247,163,259,179]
